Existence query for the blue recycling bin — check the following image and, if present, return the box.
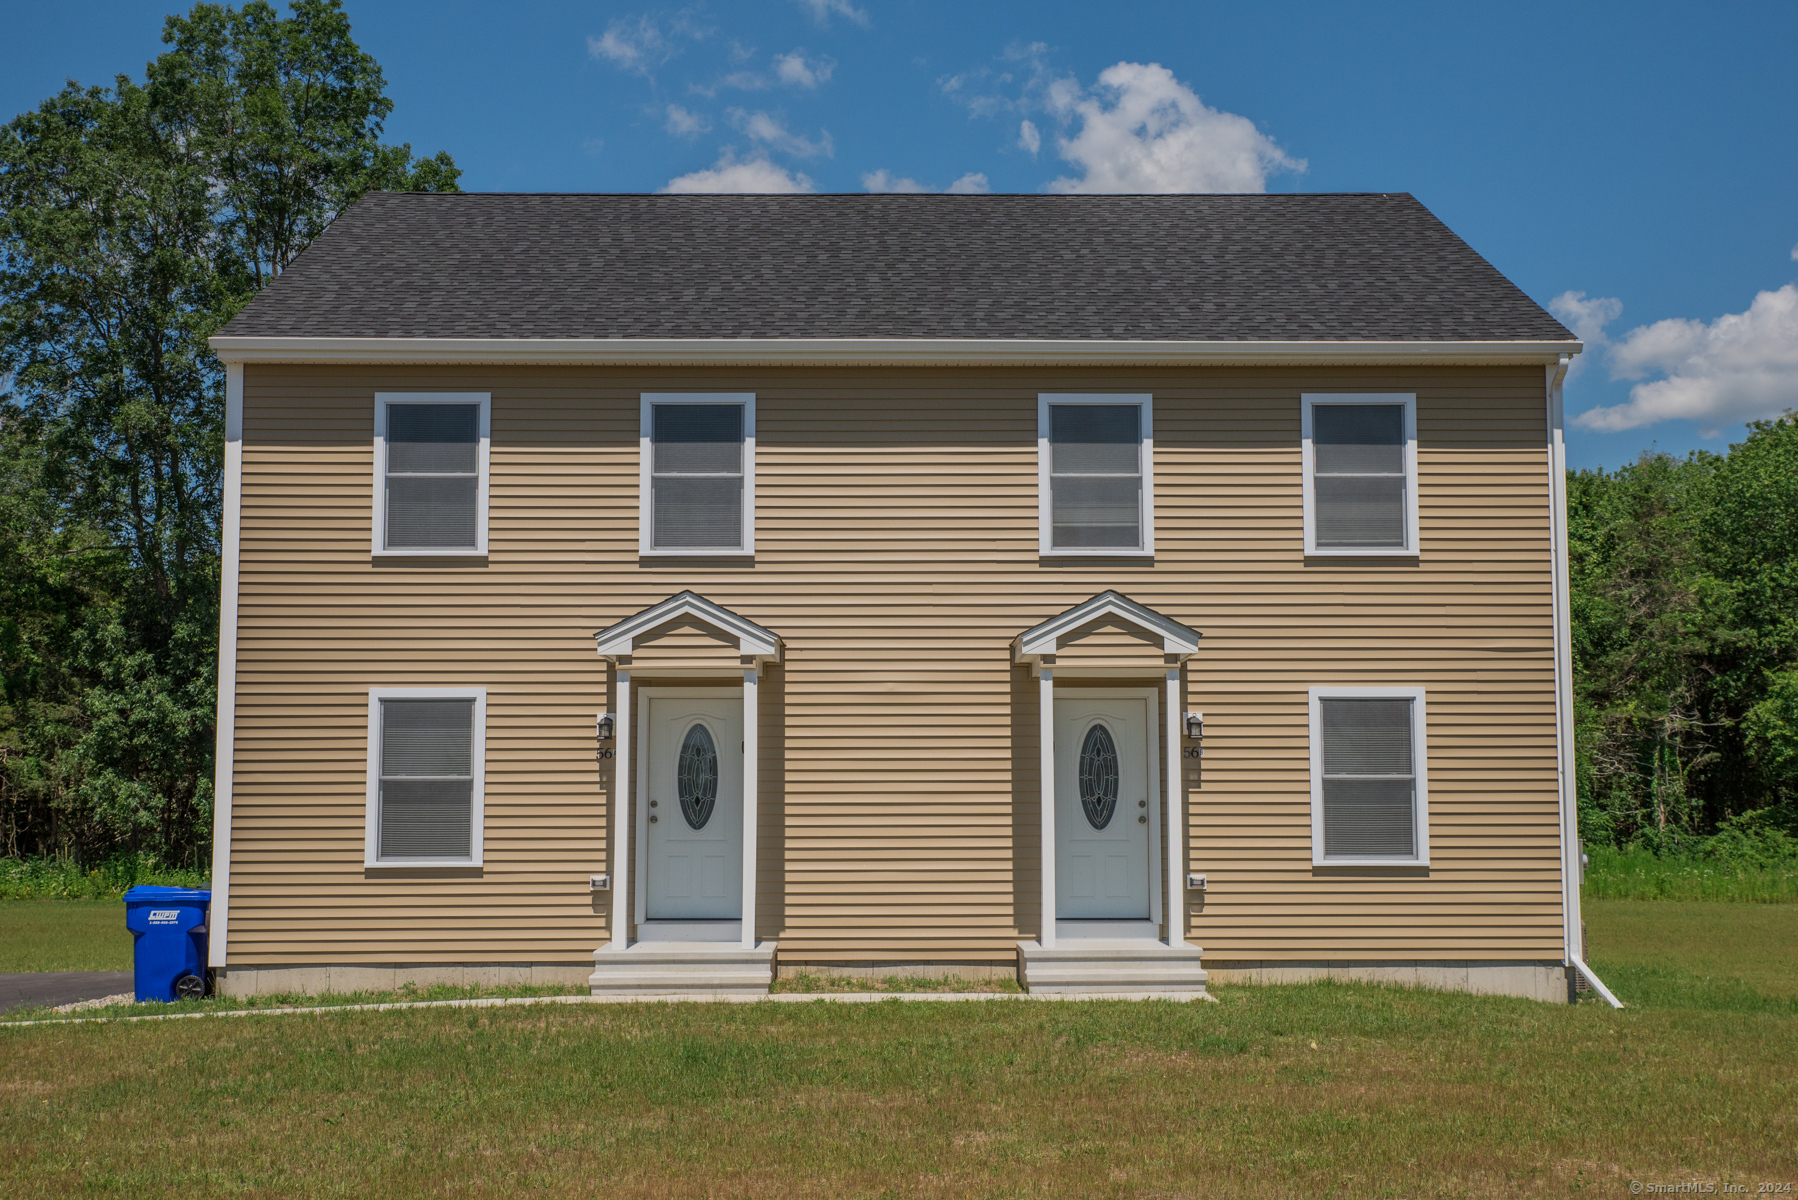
[123,886,211,1002]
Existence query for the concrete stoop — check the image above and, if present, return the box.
[1017,939,1209,997]
[588,941,777,997]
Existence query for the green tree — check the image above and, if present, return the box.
[0,0,457,866]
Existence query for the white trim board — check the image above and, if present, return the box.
[207,362,244,970]
[210,335,1582,367]
[1307,686,1431,867]
[1300,393,1419,558]
[364,687,488,868]
[1038,393,1153,558]
[372,392,491,558]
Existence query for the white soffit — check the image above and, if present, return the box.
[594,590,781,659]
[208,335,1582,368]
[1016,590,1202,661]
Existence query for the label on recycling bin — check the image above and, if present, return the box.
[148,909,180,923]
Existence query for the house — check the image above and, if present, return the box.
[204,191,1593,1001]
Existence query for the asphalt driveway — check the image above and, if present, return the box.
[0,971,135,1015]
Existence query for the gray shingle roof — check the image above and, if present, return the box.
[218,192,1571,342]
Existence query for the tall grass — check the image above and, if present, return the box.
[1582,844,1798,902]
[0,854,208,900]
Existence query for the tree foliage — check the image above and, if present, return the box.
[0,0,456,866]
[1570,414,1798,852]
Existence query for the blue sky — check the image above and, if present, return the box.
[9,0,1796,471]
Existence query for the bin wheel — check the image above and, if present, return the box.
[175,974,206,1001]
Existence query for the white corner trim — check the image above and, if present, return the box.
[209,335,1582,368]
[207,362,244,970]
[1038,393,1153,556]
[640,393,755,556]
[1307,686,1431,867]
[364,687,488,868]
[371,393,490,557]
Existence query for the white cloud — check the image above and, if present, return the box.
[1791,242,1797,261]
[774,51,834,88]
[1046,62,1303,193]
[1568,284,1798,434]
[862,169,989,194]
[662,150,815,194]
[793,0,869,27]
[1018,119,1041,156]
[589,18,669,73]
[664,105,710,136]
[729,109,833,158]
[1548,290,1624,379]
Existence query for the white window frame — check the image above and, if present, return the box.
[1038,393,1154,557]
[364,687,487,868]
[640,393,756,557]
[1308,685,1430,867]
[1300,393,1418,558]
[371,392,491,557]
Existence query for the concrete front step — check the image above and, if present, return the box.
[1018,939,1209,996]
[589,941,777,996]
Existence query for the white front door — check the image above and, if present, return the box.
[1055,694,1154,920]
[643,693,743,920]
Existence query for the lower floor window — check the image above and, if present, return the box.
[1309,687,1428,865]
[367,689,485,865]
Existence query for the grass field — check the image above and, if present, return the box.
[0,900,129,973]
[1,897,1794,1196]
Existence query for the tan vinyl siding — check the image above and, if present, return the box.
[227,364,1563,967]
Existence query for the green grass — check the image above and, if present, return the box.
[0,899,1793,1196]
[1584,897,1798,1011]
[1583,845,1798,902]
[0,900,130,973]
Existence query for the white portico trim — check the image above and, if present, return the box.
[1012,592,1202,961]
[592,592,781,968]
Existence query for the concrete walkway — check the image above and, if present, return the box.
[0,971,135,1015]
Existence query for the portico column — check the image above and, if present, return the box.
[1165,665,1185,948]
[1038,660,1056,949]
[608,662,632,951]
[741,661,759,949]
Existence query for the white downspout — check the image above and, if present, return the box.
[1546,354,1622,1008]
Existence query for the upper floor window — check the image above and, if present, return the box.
[1308,687,1430,866]
[1039,394,1153,556]
[641,393,755,555]
[373,393,490,556]
[1301,394,1417,556]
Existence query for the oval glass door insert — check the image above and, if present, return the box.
[676,723,719,829]
[1078,723,1119,830]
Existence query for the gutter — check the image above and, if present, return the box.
[206,335,1581,368]
[1546,354,1622,1008]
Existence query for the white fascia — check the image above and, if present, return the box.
[208,336,1581,368]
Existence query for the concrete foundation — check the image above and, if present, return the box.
[214,963,593,999]
[776,961,1017,982]
[1202,960,1570,1004]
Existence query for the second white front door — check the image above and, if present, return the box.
[1055,693,1154,920]
[644,693,744,920]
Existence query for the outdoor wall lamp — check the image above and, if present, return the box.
[1183,712,1204,740]
[596,712,615,742]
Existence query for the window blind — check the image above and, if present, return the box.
[385,404,479,550]
[1320,698,1416,858]
[378,699,474,860]
[652,403,744,549]
[1312,404,1406,549]
[1050,404,1142,549]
